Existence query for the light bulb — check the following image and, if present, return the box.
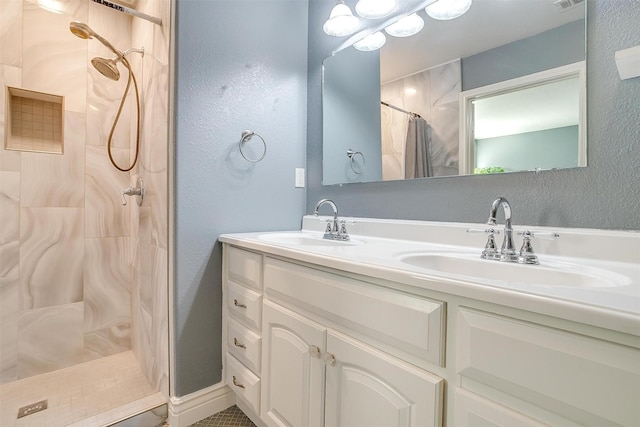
[385,13,424,37]
[425,0,472,21]
[353,31,386,51]
[355,0,397,19]
[323,2,360,37]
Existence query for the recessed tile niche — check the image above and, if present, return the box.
[5,86,64,154]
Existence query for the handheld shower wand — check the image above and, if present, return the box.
[69,21,142,172]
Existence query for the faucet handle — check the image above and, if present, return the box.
[517,231,560,240]
[338,220,350,240]
[518,231,539,265]
[467,227,500,235]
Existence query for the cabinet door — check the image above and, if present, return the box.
[324,330,444,427]
[261,301,326,427]
[455,388,549,427]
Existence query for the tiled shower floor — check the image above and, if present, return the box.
[190,405,256,427]
[0,351,165,427]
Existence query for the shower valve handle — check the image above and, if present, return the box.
[122,177,145,206]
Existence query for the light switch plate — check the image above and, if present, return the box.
[295,168,305,188]
[615,45,640,80]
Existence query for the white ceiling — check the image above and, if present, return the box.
[473,76,581,139]
[379,0,585,83]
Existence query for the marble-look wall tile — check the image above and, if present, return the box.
[20,207,84,309]
[131,205,151,360]
[85,145,130,237]
[0,171,20,245]
[87,1,132,60]
[0,173,20,366]
[1,65,23,172]
[0,276,18,383]
[135,0,170,66]
[17,302,84,379]
[0,0,22,67]
[86,62,133,149]
[0,171,20,384]
[137,208,153,312]
[148,168,167,250]
[430,101,460,176]
[83,237,131,334]
[83,236,131,360]
[403,71,431,121]
[20,111,85,207]
[83,326,131,362]
[430,60,461,107]
[380,61,461,179]
[149,245,169,395]
[44,0,89,21]
[22,3,87,113]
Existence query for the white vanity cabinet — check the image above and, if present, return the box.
[260,257,445,427]
[221,236,640,427]
[455,307,640,427]
[222,246,264,415]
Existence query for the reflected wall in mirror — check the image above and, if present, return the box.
[322,0,586,186]
[460,62,586,175]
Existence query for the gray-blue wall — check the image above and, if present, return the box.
[475,126,579,172]
[307,0,640,230]
[323,49,382,184]
[462,19,586,91]
[175,0,308,396]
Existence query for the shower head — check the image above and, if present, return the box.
[69,21,93,39]
[91,56,121,81]
[69,21,122,59]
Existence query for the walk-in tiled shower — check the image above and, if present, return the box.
[0,0,170,424]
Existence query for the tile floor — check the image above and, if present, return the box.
[190,405,256,427]
[0,351,165,427]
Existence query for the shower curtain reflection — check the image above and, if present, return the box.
[404,116,433,179]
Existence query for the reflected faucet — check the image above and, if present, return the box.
[486,197,518,262]
[313,199,349,241]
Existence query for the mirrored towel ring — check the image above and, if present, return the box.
[347,149,365,174]
[239,130,267,163]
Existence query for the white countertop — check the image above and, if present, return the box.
[220,216,640,336]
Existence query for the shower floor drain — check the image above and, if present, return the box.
[17,400,48,418]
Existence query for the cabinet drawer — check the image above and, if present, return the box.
[227,246,262,291]
[227,317,261,374]
[226,353,260,415]
[227,280,262,331]
[264,258,445,367]
[455,388,546,427]
[457,308,640,427]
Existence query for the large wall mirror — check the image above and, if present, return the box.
[322,0,587,185]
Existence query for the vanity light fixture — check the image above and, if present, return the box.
[353,31,387,51]
[355,0,397,19]
[385,13,424,37]
[323,0,361,37]
[425,0,472,20]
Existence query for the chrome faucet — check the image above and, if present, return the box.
[313,199,349,241]
[485,197,518,262]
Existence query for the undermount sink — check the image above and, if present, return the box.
[257,232,363,247]
[398,252,628,288]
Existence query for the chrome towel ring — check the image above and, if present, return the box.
[239,130,266,163]
[347,149,365,174]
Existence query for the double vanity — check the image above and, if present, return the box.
[219,208,639,427]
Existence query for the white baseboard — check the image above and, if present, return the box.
[167,382,235,427]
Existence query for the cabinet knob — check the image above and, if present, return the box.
[232,375,245,389]
[233,337,246,349]
[233,299,247,309]
[309,345,321,358]
[323,352,336,366]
